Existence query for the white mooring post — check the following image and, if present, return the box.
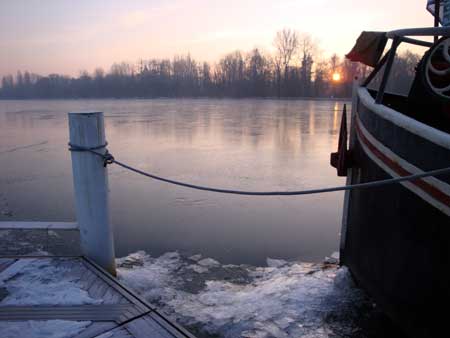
[68,112,116,276]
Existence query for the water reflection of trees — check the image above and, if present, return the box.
[0,98,345,181]
[102,100,343,159]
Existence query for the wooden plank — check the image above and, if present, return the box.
[83,257,192,337]
[0,304,135,321]
[73,322,118,338]
[0,221,79,230]
[82,258,150,312]
[118,305,147,324]
[78,267,98,289]
[96,326,134,338]
[125,316,175,338]
[148,312,196,338]
[0,257,192,337]
[0,255,81,259]
[83,269,101,292]
[94,281,112,300]
[83,263,118,302]
[0,304,132,312]
[88,278,110,299]
[102,285,128,305]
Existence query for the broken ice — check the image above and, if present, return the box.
[117,251,370,338]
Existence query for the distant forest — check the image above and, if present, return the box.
[0,29,421,99]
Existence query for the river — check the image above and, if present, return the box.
[0,98,348,265]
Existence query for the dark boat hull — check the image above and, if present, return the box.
[342,87,450,337]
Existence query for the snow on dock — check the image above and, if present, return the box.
[0,256,194,338]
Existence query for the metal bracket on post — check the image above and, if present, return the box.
[68,112,116,276]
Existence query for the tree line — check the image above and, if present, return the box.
[0,29,421,99]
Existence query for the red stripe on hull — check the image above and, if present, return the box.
[355,119,450,208]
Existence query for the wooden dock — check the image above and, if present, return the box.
[0,256,195,338]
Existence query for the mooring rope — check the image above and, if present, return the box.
[68,143,450,196]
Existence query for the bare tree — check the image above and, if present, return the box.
[330,54,340,74]
[274,28,299,96]
[94,68,105,79]
[298,34,316,96]
[313,60,330,97]
[246,48,271,96]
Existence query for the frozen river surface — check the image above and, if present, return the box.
[0,98,348,265]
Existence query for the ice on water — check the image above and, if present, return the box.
[117,251,368,338]
[266,258,288,268]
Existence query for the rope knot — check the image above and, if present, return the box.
[68,142,114,167]
[103,151,115,167]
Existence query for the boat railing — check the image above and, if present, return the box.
[364,26,450,103]
[386,26,450,39]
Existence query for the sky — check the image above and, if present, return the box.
[0,0,434,78]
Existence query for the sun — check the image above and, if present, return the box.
[332,72,341,82]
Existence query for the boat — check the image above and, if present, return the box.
[332,1,450,337]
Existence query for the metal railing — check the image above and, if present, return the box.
[363,26,450,103]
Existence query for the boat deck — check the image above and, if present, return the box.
[0,256,194,338]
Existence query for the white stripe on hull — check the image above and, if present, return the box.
[356,115,450,216]
[357,87,450,150]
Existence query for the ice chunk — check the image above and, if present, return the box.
[274,316,295,329]
[48,230,59,238]
[241,329,269,338]
[266,258,288,268]
[324,251,339,264]
[189,265,209,274]
[160,251,180,260]
[117,251,371,338]
[116,251,146,268]
[189,254,202,261]
[197,258,220,268]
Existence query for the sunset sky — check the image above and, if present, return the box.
[0,0,434,78]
